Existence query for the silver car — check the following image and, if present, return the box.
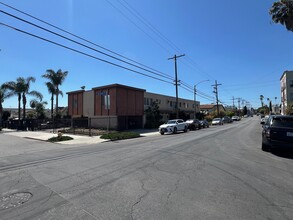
[159,119,188,135]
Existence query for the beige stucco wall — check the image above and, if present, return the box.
[83,90,94,117]
[89,115,118,130]
[144,92,198,111]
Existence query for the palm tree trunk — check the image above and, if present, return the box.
[51,94,54,119]
[56,87,59,116]
[0,103,3,129]
[23,93,26,121]
[18,93,21,126]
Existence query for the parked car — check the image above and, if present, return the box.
[261,115,293,151]
[185,119,201,130]
[159,119,188,135]
[232,116,240,121]
[222,116,233,123]
[211,118,223,125]
[260,115,270,125]
[199,119,209,128]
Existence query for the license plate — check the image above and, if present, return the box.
[287,132,293,137]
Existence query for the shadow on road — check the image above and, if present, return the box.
[270,148,293,160]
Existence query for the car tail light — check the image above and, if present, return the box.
[265,129,270,138]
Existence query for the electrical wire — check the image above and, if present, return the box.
[0,9,175,81]
[0,22,174,85]
[0,1,173,80]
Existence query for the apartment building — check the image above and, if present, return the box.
[280,70,293,115]
[67,84,199,129]
[144,92,199,122]
[67,84,145,130]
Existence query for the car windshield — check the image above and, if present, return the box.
[213,118,220,121]
[271,117,293,127]
[167,120,177,124]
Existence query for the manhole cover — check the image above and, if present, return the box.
[0,192,32,210]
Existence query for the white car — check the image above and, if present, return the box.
[159,119,188,135]
[211,118,223,125]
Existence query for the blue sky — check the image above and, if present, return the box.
[1,0,293,109]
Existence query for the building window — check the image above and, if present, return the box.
[179,102,181,107]
[170,101,173,107]
[289,93,293,101]
[290,80,293,87]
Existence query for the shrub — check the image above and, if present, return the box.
[47,133,73,142]
[100,131,140,141]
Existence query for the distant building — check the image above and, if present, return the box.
[199,104,226,115]
[144,92,199,122]
[280,70,293,115]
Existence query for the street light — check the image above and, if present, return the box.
[194,80,209,119]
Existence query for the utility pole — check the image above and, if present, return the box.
[212,80,221,117]
[168,54,185,118]
[237,98,241,116]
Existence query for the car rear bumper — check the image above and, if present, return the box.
[263,138,293,148]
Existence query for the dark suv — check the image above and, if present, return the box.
[262,115,293,151]
[185,119,201,130]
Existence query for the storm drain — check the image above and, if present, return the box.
[0,192,32,210]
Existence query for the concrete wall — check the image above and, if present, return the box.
[144,92,198,121]
[83,90,94,117]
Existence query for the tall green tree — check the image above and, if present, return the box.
[3,77,42,125]
[30,99,48,119]
[2,77,26,125]
[0,84,9,129]
[42,69,68,116]
[260,95,264,107]
[144,101,163,128]
[270,0,293,31]
[21,77,43,121]
[45,82,56,119]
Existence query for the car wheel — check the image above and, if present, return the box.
[160,130,164,135]
[173,127,177,134]
[261,142,270,152]
[184,126,187,132]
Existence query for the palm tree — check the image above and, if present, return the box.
[2,77,26,126]
[30,99,48,119]
[45,82,56,119]
[3,77,42,126]
[270,0,293,32]
[260,95,264,107]
[0,84,9,129]
[42,69,68,116]
[22,77,43,121]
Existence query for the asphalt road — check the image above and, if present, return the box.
[0,117,292,220]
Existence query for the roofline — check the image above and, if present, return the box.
[66,89,84,95]
[92,83,145,92]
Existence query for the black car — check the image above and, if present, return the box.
[199,119,209,128]
[222,116,233,123]
[261,115,293,151]
[185,119,201,130]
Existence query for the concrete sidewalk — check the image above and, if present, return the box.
[1,128,159,145]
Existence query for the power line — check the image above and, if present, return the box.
[104,0,173,55]
[0,9,175,81]
[179,84,214,102]
[0,1,173,80]
[0,22,174,85]
[117,0,183,53]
